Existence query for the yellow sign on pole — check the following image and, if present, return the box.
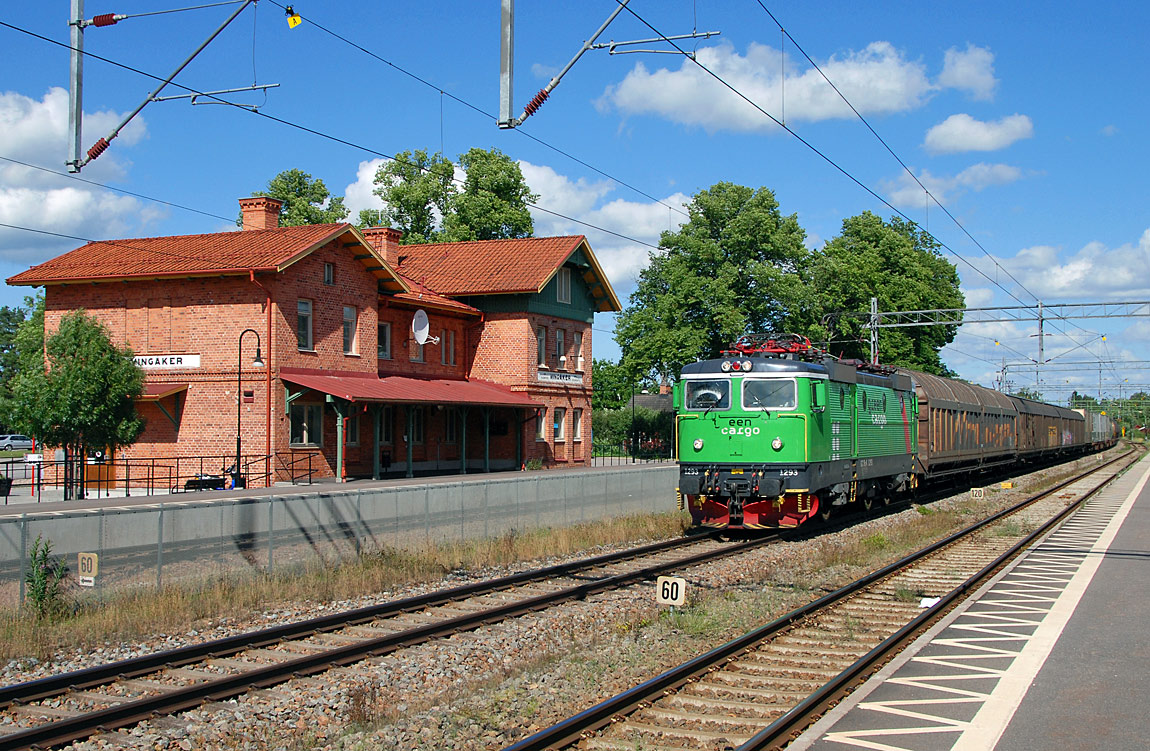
[78,552,98,587]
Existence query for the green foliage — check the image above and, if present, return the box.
[798,212,964,374]
[0,294,44,428]
[246,168,349,226]
[25,534,69,619]
[369,149,457,243]
[524,457,543,471]
[591,358,631,410]
[5,310,144,455]
[591,406,672,455]
[442,147,537,241]
[366,147,538,244]
[614,182,807,383]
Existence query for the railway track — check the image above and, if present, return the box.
[505,449,1138,751]
[0,531,782,750]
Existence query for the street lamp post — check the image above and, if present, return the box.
[235,328,264,488]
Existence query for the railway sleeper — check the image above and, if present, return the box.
[689,679,812,701]
[725,659,844,679]
[608,719,754,747]
[637,705,778,732]
[667,693,789,718]
[711,672,825,692]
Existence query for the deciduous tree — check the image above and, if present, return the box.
[442,147,537,241]
[797,212,963,374]
[368,150,456,244]
[245,168,349,226]
[614,182,807,382]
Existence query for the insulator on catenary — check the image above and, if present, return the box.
[523,89,550,117]
[86,138,110,161]
[92,14,118,27]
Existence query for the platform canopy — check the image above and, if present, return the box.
[281,370,540,409]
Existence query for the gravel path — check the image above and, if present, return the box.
[1,450,1124,750]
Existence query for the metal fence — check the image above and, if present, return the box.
[0,465,679,609]
[590,441,674,467]
[1,453,322,505]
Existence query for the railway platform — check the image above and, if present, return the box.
[789,452,1150,751]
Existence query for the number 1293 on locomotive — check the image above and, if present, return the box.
[655,575,687,607]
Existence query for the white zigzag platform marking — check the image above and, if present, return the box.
[816,461,1150,751]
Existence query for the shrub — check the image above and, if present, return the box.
[25,534,69,619]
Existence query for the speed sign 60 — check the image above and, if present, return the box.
[655,575,687,606]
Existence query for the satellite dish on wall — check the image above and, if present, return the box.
[412,309,440,345]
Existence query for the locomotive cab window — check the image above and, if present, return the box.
[685,380,730,410]
[742,378,796,410]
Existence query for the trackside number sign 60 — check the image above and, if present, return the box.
[655,575,687,606]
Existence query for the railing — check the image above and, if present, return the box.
[0,454,274,504]
[590,441,674,467]
[274,451,317,486]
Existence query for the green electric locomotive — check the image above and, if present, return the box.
[674,334,918,528]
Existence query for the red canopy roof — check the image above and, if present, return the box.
[281,370,540,408]
[137,383,189,401]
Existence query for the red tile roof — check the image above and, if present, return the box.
[389,272,481,315]
[395,235,620,310]
[7,224,358,285]
[281,370,540,408]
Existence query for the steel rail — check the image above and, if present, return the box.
[503,449,1136,751]
[0,533,713,710]
[0,533,784,750]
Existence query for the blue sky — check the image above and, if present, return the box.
[2,1,1148,402]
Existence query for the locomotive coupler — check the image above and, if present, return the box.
[723,477,752,526]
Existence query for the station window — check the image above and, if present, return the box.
[410,338,425,363]
[381,405,393,444]
[572,408,582,441]
[536,326,546,367]
[297,299,313,351]
[343,306,358,354]
[553,407,566,442]
[535,408,546,441]
[573,332,583,370]
[378,322,391,359]
[556,329,565,367]
[557,267,571,304]
[343,413,360,446]
[445,408,458,443]
[323,263,335,285]
[441,329,456,365]
[411,407,425,444]
[290,403,323,446]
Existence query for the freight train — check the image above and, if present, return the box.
[675,334,1117,529]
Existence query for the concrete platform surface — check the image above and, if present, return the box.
[789,453,1150,751]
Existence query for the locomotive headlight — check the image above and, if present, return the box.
[720,361,732,372]
[742,360,753,371]
[771,437,784,451]
[693,438,704,451]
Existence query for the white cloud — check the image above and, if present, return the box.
[521,160,690,291]
[924,113,1033,154]
[996,229,1150,299]
[1101,124,1118,137]
[343,158,388,218]
[961,287,995,307]
[0,88,153,265]
[938,44,997,100]
[599,41,933,132]
[884,162,1022,207]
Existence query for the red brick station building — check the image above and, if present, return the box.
[7,197,621,483]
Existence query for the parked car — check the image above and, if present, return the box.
[0,435,33,451]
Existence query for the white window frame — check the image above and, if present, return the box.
[536,326,547,367]
[574,332,584,371]
[297,299,313,351]
[343,306,358,354]
[323,262,334,285]
[572,408,583,442]
[378,322,391,359]
[289,403,323,447]
[556,328,565,368]
[557,267,571,304]
[553,407,566,442]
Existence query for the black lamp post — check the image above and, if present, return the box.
[631,380,636,464]
[235,328,264,488]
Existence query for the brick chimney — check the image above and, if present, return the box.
[361,226,403,267]
[238,196,283,231]
[659,382,672,395]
